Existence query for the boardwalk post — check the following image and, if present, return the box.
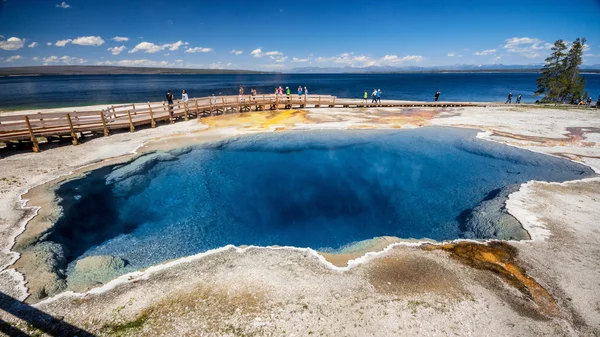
[221,96,226,114]
[275,94,279,110]
[236,95,240,112]
[166,102,174,124]
[111,105,117,118]
[183,102,189,121]
[99,110,109,136]
[289,94,293,109]
[127,110,135,132]
[304,94,307,107]
[318,96,321,108]
[148,102,156,128]
[195,99,200,116]
[209,98,213,115]
[24,116,40,153]
[132,103,137,115]
[66,113,79,145]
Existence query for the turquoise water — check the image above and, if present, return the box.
[45,128,595,276]
[1,73,599,110]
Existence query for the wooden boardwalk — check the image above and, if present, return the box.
[0,94,482,154]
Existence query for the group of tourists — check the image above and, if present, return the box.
[273,85,309,96]
[362,89,382,103]
[505,93,523,104]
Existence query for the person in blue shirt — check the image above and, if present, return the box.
[298,86,303,97]
[376,89,381,103]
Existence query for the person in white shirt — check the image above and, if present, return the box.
[182,89,189,102]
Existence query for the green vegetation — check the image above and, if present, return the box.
[535,38,587,104]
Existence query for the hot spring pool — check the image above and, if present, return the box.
[43,127,594,282]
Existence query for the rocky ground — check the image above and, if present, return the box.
[0,104,599,336]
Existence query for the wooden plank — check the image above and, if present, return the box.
[24,116,40,153]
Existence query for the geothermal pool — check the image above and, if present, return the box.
[43,128,594,282]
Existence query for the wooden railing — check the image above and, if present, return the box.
[0,94,337,153]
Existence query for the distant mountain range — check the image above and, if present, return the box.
[291,64,600,74]
[0,64,599,76]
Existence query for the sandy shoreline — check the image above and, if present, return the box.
[1,104,600,335]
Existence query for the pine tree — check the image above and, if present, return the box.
[535,38,587,104]
[535,40,567,102]
[562,38,586,104]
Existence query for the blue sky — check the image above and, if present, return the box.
[0,0,599,70]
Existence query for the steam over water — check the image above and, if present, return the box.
[46,128,594,277]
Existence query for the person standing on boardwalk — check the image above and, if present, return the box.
[298,86,303,97]
[376,89,382,103]
[304,87,308,96]
[516,94,522,104]
[239,85,244,95]
[434,90,440,102]
[285,86,291,95]
[182,89,188,103]
[251,88,257,96]
[363,90,368,103]
[506,92,513,104]
[371,89,377,103]
[166,90,174,117]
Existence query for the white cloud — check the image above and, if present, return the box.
[112,36,129,42]
[230,49,243,55]
[129,42,164,53]
[55,36,104,47]
[28,42,38,48]
[292,57,311,62]
[166,40,187,51]
[503,37,552,58]
[72,36,104,46]
[473,49,496,56]
[251,48,283,58]
[447,52,455,57]
[32,57,40,61]
[98,59,171,67]
[55,39,72,47]
[314,53,423,67]
[47,42,52,46]
[185,47,213,53]
[251,48,263,57]
[164,53,170,56]
[42,55,86,65]
[42,56,59,64]
[0,37,26,51]
[210,62,233,69]
[56,1,70,8]
[3,55,23,63]
[60,55,87,64]
[107,46,126,55]
[129,40,188,53]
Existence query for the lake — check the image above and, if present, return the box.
[1,73,599,111]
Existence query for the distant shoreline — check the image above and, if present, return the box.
[2,65,599,77]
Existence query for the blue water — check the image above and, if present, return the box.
[46,128,594,275]
[1,73,599,110]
